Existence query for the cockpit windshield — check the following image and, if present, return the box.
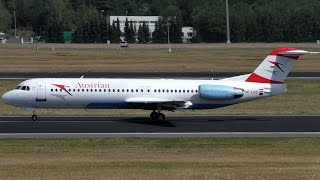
[14,86,30,91]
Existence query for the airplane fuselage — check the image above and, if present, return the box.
[3,78,286,110]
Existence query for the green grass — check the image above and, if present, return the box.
[1,138,320,179]
[0,45,319,73]
[0,79,319,116]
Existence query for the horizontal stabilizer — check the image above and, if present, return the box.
[278,50,319,57]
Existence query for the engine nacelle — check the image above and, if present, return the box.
[199,85,244,100]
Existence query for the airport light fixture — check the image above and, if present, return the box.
[14,10,17,38]
[100,10,105,20]
[167,20,172,53]
[226,0,231,43]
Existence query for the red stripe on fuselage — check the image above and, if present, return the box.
[245,73,283,84]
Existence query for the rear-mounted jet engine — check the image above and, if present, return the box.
[199,85,244,100]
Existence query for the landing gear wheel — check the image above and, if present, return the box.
[150,111,157,120]
[155,113,165,121]
[31,115,38,121]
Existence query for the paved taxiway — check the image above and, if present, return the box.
[0,115,319,138]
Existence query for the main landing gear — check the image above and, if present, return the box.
[150,110,166,121]
[31,111,38,121]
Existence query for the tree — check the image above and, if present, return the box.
[152,17,167,43]
[1,0,320,43]
[192,0,226,42]
[110,20,120,43]
[137,24,143,43]
[137,22,150,43]
[0,5,11,32]
[124,17,135,43]
[100,14,109,43]
[142,22,150,43]
[128,20,136,43]
[169,18,182,43]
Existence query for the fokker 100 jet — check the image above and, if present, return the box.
[2,48,318,121]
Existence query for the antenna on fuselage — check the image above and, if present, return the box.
[80,75,84,79]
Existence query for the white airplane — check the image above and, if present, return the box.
[1,48,317,121]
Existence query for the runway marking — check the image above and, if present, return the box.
[1,132,320,138]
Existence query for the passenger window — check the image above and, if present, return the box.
[55,89,58,92]
[175,90,177,93]
[187,90,189,93]
[122,89,125,92]
[104,89,106,92]
[131,89,134,92]
[196,90,198,93]
[171,90,173,93]
[108,89,111,92]
[78,89,80,92]
[99,89,102,92]
[127,89,129,92]
[136,89,138,92]
[90,89,93,92]
[154,90,156,93]
[179,90,181,93]
[191,90,194,93]
[141,89,143,92]
[183,90,185,93]
[113,89,115,92]
[51,89,53,92]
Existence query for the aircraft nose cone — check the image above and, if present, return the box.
[1,92,10,104]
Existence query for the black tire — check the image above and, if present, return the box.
[156,113,165,121]
[150,111,158,120]
[31,115,37,121]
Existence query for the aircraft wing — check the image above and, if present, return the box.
[125,97,192,110]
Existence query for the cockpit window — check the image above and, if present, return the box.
[15,86,30,91]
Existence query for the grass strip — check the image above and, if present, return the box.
[0,47,319,73]
[0,138,320,179]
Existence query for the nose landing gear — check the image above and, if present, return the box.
[31,111,37,121]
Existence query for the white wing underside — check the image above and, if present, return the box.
[125,97,191,109]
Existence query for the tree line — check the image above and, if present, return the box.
[0,0,319,43]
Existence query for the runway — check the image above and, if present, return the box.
[0,115,319,138]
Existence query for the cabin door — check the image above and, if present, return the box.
[36,83,46,101]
